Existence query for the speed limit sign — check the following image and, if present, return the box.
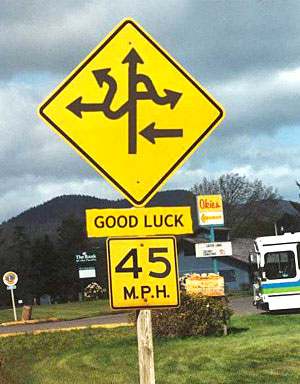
[106,236,180,310]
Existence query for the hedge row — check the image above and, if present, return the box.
[130,293,233,338]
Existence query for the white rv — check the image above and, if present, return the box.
[250,232,300,311]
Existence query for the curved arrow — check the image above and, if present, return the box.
[67,69,128,120]
[92,68,116,107]
[66,48,183,155]
[66,97,128,120]
[136,74,182,109]
[139,122,183,144]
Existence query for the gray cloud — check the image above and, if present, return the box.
[1,0,300,222]
[1,0,300,82]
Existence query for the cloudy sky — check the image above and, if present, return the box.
[1,0,299,222]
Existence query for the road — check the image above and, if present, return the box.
[0,296,259,335]
[229,296,260,315]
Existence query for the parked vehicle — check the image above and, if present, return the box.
[250,232,300,311]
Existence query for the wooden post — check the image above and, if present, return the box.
[136,309,155,384]
[22,305,32,321]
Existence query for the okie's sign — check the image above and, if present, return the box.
[196,194,224,226]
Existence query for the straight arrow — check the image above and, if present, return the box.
[66,97,104,118]
[139,122,183,144]
[122,48,144,154]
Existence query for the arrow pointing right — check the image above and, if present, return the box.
[139,122,183,144]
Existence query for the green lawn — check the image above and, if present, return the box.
[0,300,112,323]
[1,313,300,383]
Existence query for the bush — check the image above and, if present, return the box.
[150,292,233,338]
[84,282,107,300]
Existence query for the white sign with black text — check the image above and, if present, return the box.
[195,242,232,258]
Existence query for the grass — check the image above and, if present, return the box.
[1,313,300,383]
[0,300,112,323]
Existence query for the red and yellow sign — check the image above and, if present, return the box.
[196,194,224,226]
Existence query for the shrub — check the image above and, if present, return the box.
[84,282,107,300]
[150,292,233,338]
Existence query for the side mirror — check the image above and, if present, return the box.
[260,270,267,282]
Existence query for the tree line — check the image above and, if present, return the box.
[191,173,300,237]
[0,213,107,306]
[0,173,298,306]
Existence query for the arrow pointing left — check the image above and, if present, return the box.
[139,122,183,144]
[66,97,105,118]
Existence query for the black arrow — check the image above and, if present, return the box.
[139,122,183,144]
[66,97,104,118]
[66,96,128,120]
[122,48,144,154]
[92,68,116,108]
[122,48,144,65]
[92,68,112,87]
[67,69,128,120]
[136,74,182,109]
[163,89,182,109]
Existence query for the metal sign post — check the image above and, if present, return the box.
[9,287,17,322]
[210,226,218,274]
[3,271,19,322]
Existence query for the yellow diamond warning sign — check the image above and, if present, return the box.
[38,18,225,207]
[107,236,180,310]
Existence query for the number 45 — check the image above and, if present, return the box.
[115,248,171,279]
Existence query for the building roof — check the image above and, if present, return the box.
[182,235,254,265]
[184,236,209,244]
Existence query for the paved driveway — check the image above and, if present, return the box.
[0,313,129,335]
[229,296,261,315]
[0,296,260,335]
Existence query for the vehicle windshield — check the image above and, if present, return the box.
[265,251,296,280]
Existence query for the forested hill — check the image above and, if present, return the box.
[1,190,299,247]
[0,190,197,240]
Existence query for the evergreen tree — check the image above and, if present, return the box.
[10,225,32,301]
[30,235,60,302]
[276,213,300,234]
[56,213,87,301]
[10,225,30,267]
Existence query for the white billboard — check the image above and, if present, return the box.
[79,267,96,279]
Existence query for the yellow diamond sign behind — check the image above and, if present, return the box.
[38,18,225,207]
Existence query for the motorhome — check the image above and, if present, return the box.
[250,232,300,311]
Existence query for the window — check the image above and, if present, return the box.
[265,251,296,280]
[183,242,196,256]
[297,243,300,269]
[219,269,236,282]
